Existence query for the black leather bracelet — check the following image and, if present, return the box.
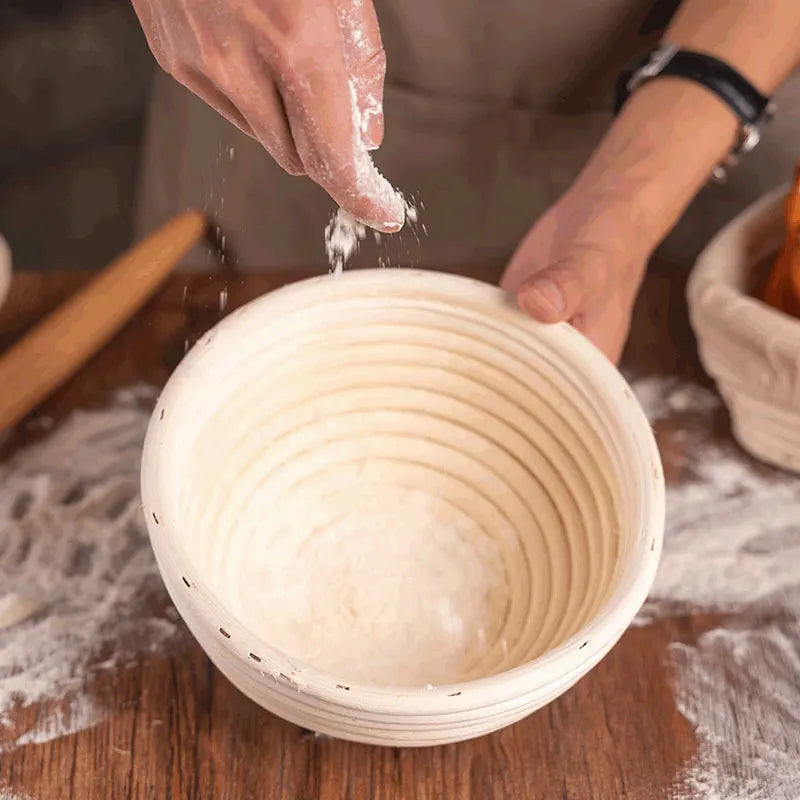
[614,44,776,180]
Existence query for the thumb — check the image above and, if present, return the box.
[516,252,606,324]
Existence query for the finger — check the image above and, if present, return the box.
[137,0,305,176]
[217,50,306,175]
[499,211,559,294]
[177,66,256,139]
[256,6,404,231]
[283,65,403,230]
[177,7,306,177]
[334,0,386,150]
[182,65,306,176]
[517,249,611,324]
[239,87,307,176]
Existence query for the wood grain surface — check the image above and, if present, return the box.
[0,262,735,799]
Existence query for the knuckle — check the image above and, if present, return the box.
[365,46,386,75]
[201,58,232,93]
[283,160,306,176]
[149,47,172,74]
[253,128,304,174]
[171,61,194,84]
[272,33,322,74]
[308,155,357,187]
[250,2,334,72]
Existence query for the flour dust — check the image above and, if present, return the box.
[0,387,180,752]
[630,374,800,800]
[324,208,367,274]
[670,622,800,800]
[0,789,30,800]
[324,198,422,274]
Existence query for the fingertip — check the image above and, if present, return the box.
[342,206,404,235]
[378,220,404,233]
[282,161,306,176]
[324,158,404,234]
[267,142,305,176]
[269,153,306,176]
[518,277,567,323]
[363,190,405,233]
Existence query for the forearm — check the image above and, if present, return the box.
[572,0,800,249]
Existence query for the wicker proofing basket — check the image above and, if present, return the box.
[141,268,665,746]
[688,186,800,474]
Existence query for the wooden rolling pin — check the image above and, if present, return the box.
[0,210,207,433]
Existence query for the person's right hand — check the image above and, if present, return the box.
[132,0,404,231]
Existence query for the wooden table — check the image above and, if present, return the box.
[0,262,741,799]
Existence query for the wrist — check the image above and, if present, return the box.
[571,77,738,248]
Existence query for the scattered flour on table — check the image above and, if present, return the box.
[0,789,31,800]
[629,374,800,800]
[669,621,800,800]
[632,375,800,619]
[0,387,179,752]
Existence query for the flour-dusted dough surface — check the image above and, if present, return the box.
[230,485,509,686]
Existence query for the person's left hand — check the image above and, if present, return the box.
[500,188,652,364]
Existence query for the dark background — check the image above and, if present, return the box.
[0,0,153,270]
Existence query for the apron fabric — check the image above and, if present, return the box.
[135,0,800,277]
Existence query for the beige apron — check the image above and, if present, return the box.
[135,0,800,276]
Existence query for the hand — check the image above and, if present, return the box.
[132,0,404,231]
[501,189,650,364]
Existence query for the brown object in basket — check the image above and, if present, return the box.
[763,161,800,318]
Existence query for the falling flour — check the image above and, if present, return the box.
[324,197,421,274]
[324,208,367,274]
[0,387,179,752]
[630,374,800,800]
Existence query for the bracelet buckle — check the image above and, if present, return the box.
[626,43,680,94]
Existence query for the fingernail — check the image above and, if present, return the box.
[362,113,384,151]
[522,278,566,316]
